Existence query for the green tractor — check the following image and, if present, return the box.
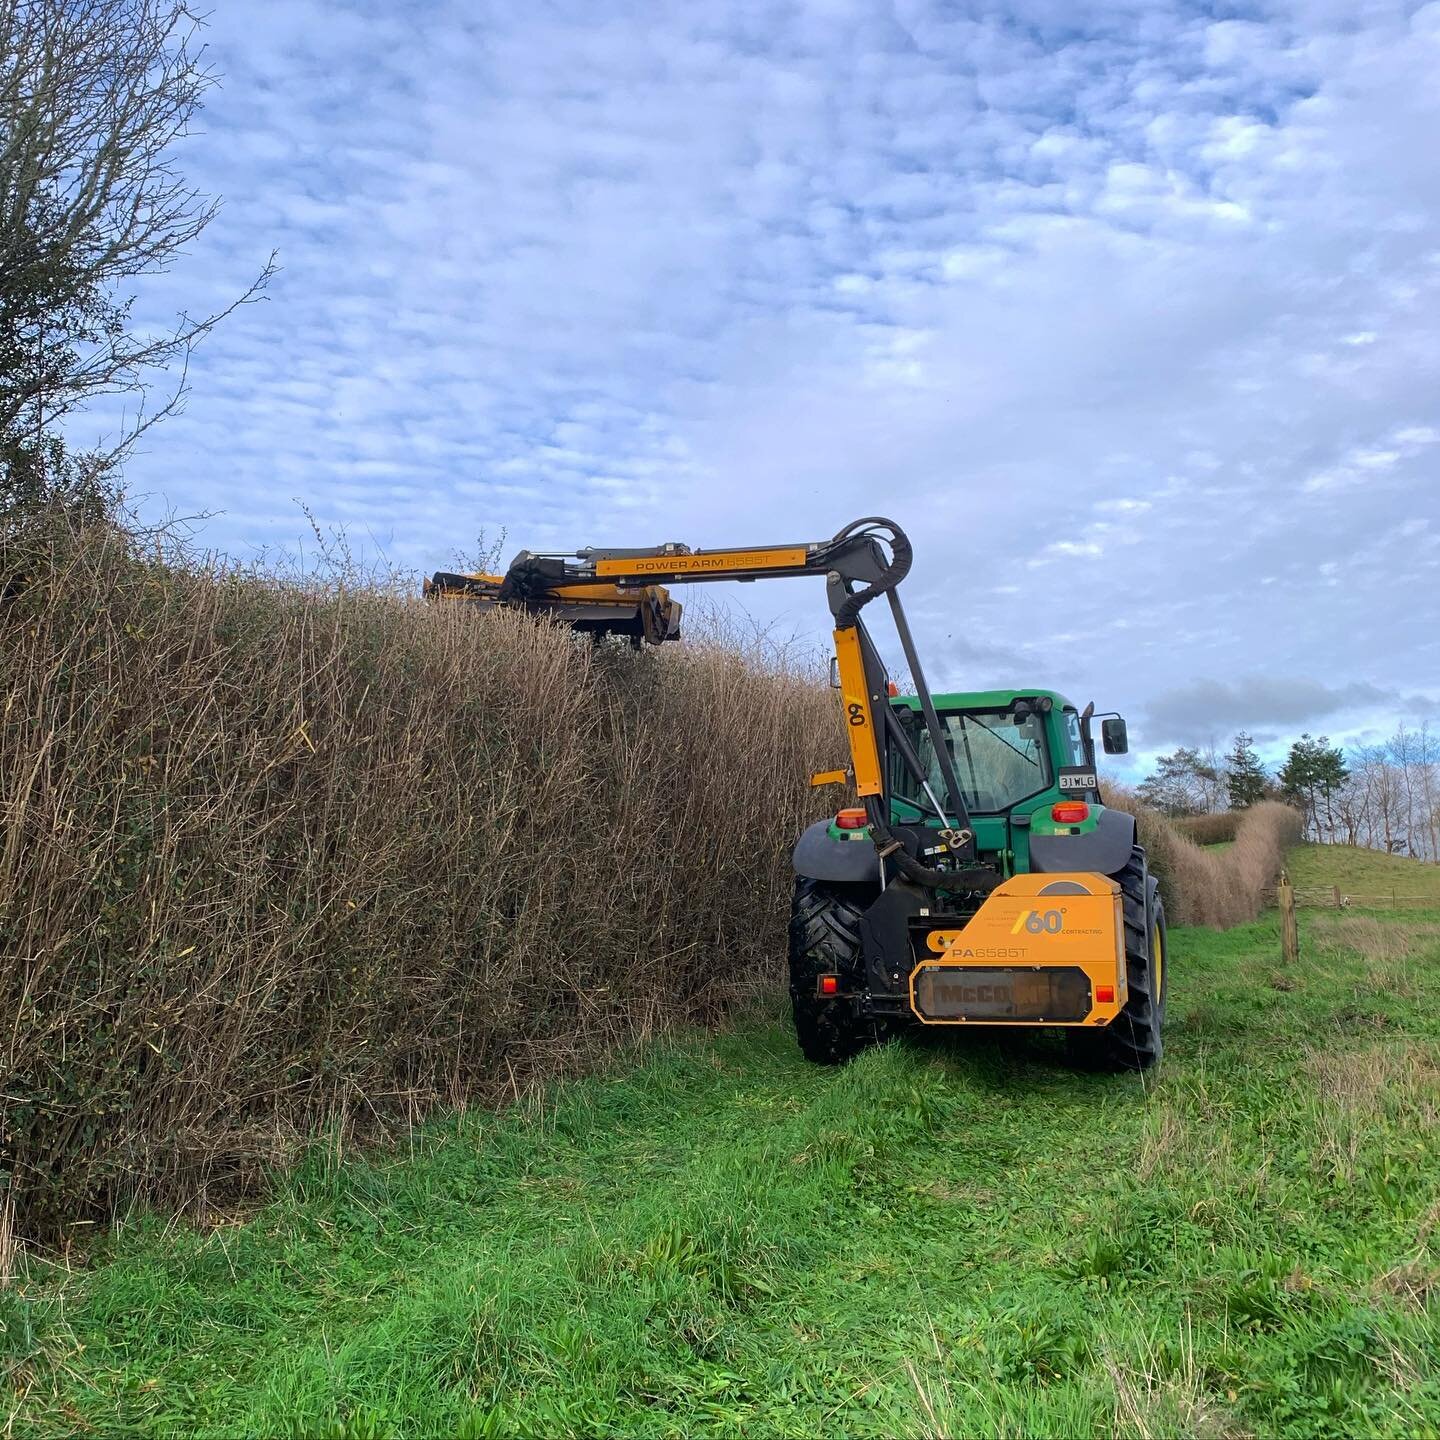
[426,516,1166,1071]
[790,685,1165,1070]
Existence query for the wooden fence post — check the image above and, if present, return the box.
[1278,868,1299,965]
[1332,885,1341,909]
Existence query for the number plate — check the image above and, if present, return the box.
[912,966,1092,1022]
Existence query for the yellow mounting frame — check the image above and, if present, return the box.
[908,873,1127,1027]
[832,626,883,797]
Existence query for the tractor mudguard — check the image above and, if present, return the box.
[792,819,879,884]
[1030,806,1136,878]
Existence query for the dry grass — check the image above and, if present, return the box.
[1304,1045,1440,1183]
[1309,915,1440,1000]
[1105,789,1302,928]
[0,1194,15,1286]
[1310,915,1440,963]
[1106,1322,1249,1440]
[1305,1046,1440,1120]
[0,520,840,1238]
[1313,916,1415,960]
[1134,1097,1242,1193]
[1372,1262,1439,1312]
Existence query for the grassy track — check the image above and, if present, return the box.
[7,851,1440,1439]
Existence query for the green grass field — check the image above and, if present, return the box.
[1287,843,1440,903]
[7,850,1440,1439]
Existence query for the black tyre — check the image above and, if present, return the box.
[788,877,881,1065]
[1068,847,1167,1071]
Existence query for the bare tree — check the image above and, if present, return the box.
[0,0,272,500]
[1399,722,1439,862]
[1419,724,1439,862]
[1345,742,1407,856]
[1196,739,1228,813]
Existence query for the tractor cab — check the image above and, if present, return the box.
[882,688,1129,877]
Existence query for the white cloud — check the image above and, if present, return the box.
[1355,449,1400,470]
[1394,425,1440,447]
[1037,540,1104,562]
[85,0,1440,746]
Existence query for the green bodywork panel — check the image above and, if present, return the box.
[880,687,1106,876]
[913,688,1076,713]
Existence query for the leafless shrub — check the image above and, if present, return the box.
[0,517,840,1237]
[1175,811,1241,846]
[1105,788,1302,927]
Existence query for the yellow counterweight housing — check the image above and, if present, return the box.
[909,873,1126,1027]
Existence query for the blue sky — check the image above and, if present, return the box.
[93,0,1440,768]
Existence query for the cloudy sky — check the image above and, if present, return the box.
[100,0,1440,768]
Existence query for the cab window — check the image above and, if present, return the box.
[889,708,1052,816]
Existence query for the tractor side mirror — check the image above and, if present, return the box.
[1101,717,1129,755]
[828,656,842,689]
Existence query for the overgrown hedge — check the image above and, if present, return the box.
[1174,811,1242,846]
[1,523,839,1237]
[1106,792,1302,927]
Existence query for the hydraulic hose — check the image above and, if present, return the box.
[864,796,1003,894]
[826,517,911,630]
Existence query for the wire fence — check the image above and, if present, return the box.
[1262,885,1440,911]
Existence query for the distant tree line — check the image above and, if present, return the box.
[1136,727,1440,861]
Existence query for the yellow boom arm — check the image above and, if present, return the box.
[425,517,982,885]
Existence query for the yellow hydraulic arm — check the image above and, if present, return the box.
[426,517,991,890]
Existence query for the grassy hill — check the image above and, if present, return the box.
[1287,843,1440,904]
[7,844,1439,1438]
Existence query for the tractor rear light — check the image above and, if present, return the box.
[1051,801,1090,824]
[819,975,839,996]
[835,808,868,830]
[1095,984,1115,1003]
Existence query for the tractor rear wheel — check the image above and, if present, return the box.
[1068,847,1167,1071]
[789,878,881,1065]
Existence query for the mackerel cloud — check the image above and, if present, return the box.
[105,0,1440,756]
